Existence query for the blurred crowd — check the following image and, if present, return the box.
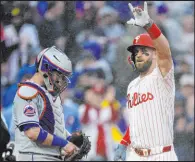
[1,1,194,161]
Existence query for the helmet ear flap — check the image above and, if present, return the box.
[131,54,136,71]
[131,53,136,64]
[128,55,136,71]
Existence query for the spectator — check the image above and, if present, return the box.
[106,1,131,24]
[95,5,126,64]
[174,60,192,90]
[38,1,66,50]
[155,2,184,56]
[174,74,194,160]
[3,3,40,84]
[179,74,194,99]
[180,14,194,53]
[60,89,81,134]
[81,41,114,84]
[79,82,120,161]
[2,49,37,108]
[65,1,97,62]
[165,1,194,21]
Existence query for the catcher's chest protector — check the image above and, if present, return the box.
[18,82,65,137]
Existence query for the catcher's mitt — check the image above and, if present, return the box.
[64,131,91,161]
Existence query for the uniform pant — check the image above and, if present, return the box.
[17,153,62,161]
[126,147,178,161]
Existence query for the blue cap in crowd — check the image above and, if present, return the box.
[157,3,168,14]
[82,41,102,60]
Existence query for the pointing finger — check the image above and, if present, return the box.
[144,1,148,12]
[128,3,134,13]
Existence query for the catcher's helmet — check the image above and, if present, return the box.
[35,46,72,97]
[127,33,155,70]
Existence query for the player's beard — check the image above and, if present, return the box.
[135,59,153,73]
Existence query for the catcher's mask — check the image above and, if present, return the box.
[127,33,155,71]
[35,46,72,97]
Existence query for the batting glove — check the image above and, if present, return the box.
[127,1,151,27]
[114,144,127,161]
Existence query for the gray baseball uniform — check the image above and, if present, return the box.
[13,81,70,161]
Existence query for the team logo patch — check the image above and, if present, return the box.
[135,35,140,43]
[24,105,36,117]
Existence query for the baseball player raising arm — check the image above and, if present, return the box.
[114,2,178,161]
[12,46,77,161]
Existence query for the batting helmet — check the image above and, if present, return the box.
[35,46,72,97]
[127,33,155,70]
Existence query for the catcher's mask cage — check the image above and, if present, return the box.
[127,33,155,71]
[35,46,72,97]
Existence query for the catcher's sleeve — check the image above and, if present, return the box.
[120,127,131,146]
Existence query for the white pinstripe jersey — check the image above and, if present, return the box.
[126,64,175,149]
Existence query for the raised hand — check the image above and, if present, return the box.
[127,1,151,27]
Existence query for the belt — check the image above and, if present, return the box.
[19,151,62,160]
[134,145,172,157]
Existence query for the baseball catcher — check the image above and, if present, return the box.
[12,46,91,161]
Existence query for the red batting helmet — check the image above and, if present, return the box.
[127,33,155,53]
[127,33,155,70]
